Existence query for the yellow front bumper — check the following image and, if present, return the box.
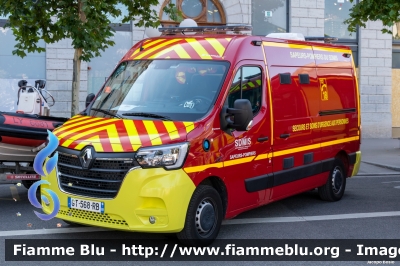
[41,167,196,233]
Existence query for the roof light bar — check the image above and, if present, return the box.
[304,36,338,43]
[158,25,252,35]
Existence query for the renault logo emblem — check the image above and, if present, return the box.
[79,147,94,168]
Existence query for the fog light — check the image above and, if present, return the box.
[149,216,156,224]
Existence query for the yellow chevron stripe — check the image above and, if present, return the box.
[133,39,182,60]
[225,38,232,42]
[205,38,226,57]
[247,81,255,88]
[123,120,142,151]
[62,124,122,149]
[163,121,180,140]
[53,116,92,134]
[107,124,124,152]
[131,39,166,57]
[256,80,261,85]
[183,122,195,133]
[74,135,104,152]
[143,121,162,146]
[184,162,223,173]
[57,118,119,139]
[149,43,191,59]
[186,38,212,59]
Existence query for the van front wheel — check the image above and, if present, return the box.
[318,158,346,201]
[177,185,223,246]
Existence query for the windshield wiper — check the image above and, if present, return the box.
[121,112,172,121]
[90,108,122,119]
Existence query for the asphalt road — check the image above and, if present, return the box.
[0,164,399,265]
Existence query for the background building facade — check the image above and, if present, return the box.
[0,0,398,138]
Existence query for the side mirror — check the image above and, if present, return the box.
[85,93,95,107]
[220,99,253,132]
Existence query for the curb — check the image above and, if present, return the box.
[361,160,400,172]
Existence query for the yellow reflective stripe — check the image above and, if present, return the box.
[313,46,351,54]
[123,120,142,151]
[263,41,312,50]
[149,43,191,59]
[255,153,272,160]
[273,143,321,157]
[186,38,212,59]
[57,118,117,139]
[143,121,162,146]
[225,38,232,42]
[320,136,360,147]
[183,122,195,133]
[185,136,360,173]
[256,80,261,85]
[74,135,104,152]
[224,156,256,167]
[205,38,226,57]
[163,121,180,140]
[247,81,255,88]
[184,162,223,173]
[134,39,182,59]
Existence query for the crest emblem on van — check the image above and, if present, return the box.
[319,78,328,101]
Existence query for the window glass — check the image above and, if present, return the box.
[0,27,45,112]
[162,0,177,20]
[207,0,221,23]
[225,66,262,115]
[181,0,203,18]
[252,0,288,36]
[393,23,400,40]
[325,0,357,39]
[88,31,132,95]
[393,50,400,68]
[91,60,229,121]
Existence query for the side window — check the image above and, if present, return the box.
[225,66,262,116]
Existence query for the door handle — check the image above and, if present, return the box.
[257,136,269,142]
[280,133,290,139]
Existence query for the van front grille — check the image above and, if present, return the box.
[57,150,139,198]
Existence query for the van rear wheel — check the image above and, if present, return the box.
[176,185,223,246]
[318,158,346,201]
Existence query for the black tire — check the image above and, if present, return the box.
[318,158,347,201]
[176,185,223,246]
[22,180,35,190]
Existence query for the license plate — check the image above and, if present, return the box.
[68,197,104,213]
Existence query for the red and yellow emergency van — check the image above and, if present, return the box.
[43,26,361,246]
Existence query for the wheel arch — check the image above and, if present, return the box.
[335,150,350,177]
[198,176,228,218]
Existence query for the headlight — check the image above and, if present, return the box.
[135,142,189,170]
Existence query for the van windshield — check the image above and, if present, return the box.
[89,60,230,121]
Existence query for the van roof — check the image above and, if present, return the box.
[122,34,352,62]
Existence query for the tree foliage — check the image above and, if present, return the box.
[345,0,400,34]
[0,0,177,116]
